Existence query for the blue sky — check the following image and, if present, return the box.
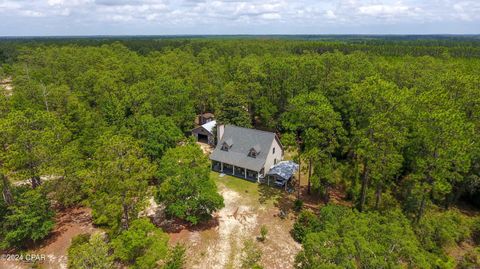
[0,0,479,36]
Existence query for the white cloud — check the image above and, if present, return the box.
[358,4,409,16]
[325,10,336,19]
[20,10,46,17]
[0,0,479,34]
[260,13,281,20]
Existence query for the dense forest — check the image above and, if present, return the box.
[0,37,479,268]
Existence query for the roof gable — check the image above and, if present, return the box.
[202,120,216,134]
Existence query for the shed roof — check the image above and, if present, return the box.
[192,120,216,136]
[266,161,299,180]
[202,120,216,134]
[210,125,276,172]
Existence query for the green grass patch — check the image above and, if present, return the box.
[211,171,286,208]
[211,171,259,197]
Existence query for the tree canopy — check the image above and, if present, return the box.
[0,37,479,267]
[157,141,224,224]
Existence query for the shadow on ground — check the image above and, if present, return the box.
[258,184,295,216]
[159,216,220,233]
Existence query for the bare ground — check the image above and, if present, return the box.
[0,207,99,269]
[168,174,301,269]
[1,77,13,96]
[196,142,214,155]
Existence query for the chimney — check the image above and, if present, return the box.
[217,124,225,145]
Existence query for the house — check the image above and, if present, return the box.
[192,120,216,145]
[210,125,284,181]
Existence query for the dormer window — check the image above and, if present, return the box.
[221,138,233,151]
[221,143,229,151]
[248,144,261,158]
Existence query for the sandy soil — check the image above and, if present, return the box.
[169,181,301,269]
[0,77,13,96]
[196,142,214,155]
[0,207,99,269]
[12,175,59,187]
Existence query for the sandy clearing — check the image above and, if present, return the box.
[257,213,302,269]
[169,177,301,269]
[1,77,13,96]
[192,187,258,269]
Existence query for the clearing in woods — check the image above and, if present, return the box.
[0,173,302,269]
[168,172,301,269]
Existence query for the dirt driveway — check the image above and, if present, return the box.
[169,172,301,269]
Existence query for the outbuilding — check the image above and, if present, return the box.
[265,161,299,188]
[192,120,216,146]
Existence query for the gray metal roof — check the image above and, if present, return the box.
[266,161,299,180]
[202,120,216,134]
[210,125,276,172]
[224,137,233,147]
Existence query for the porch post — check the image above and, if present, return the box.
[232,165,235,176]
[221,162,224,172]
[244,168,247,179]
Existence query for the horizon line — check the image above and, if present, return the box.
[0,33,479,39]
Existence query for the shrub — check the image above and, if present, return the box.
[163,244,186,269]
[259,225,268,242]
[458,247,480,269]
[67,232,113,269]
[415,210,473,252]
[70,233,90,248]
[111,218,169,269]
[291,210,321,243]
[241,239,262,269]
[472,217,480,245]
[294,199,303,212]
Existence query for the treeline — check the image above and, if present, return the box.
[1,36,480,65]
[0,39,479,268]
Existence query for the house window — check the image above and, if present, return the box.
[221,142,229,151]
[273,147,275,154]
[274,158,277,165]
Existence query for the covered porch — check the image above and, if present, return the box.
[211,160,259,182]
